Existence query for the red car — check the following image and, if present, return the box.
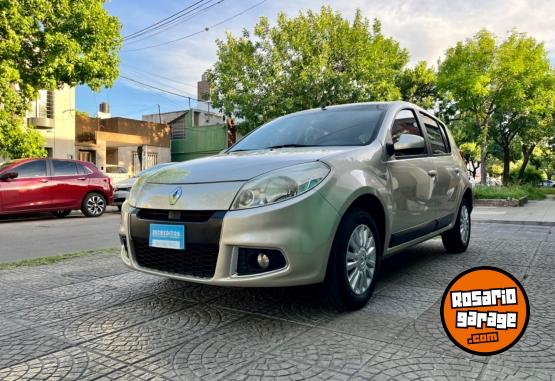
[0,158,113,217]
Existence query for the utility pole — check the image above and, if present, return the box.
[157,104,162,124]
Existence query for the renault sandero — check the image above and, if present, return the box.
[119,101,472,310]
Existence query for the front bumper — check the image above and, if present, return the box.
[120,190,340,287]
[113,190,130,206]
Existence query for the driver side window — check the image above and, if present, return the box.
[391,109,426,157]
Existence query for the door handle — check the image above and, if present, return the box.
[39,179,49,183]
[427,170,437,177]
[77,177,87,181]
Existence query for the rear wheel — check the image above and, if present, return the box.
[52,210,71,218]
[322,209,382,310]
[441,199,471,253]
[81,192,106,217]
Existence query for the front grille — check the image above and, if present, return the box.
[137,209,216,223]
[133,238,218,278]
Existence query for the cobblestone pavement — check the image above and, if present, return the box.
[1,222,554,380]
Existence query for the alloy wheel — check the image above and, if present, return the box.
[346,224,376,295]
[459,204,470,245]
[87,195,105,216]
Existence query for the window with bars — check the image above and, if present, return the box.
[29,90,54,119]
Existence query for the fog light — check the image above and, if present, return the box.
[257,253,270,269]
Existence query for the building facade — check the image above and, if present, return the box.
[75,114,171,176]
[143,107,227,162]
[26,85,76,159]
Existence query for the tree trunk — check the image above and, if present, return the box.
[502,145,511,185]
[480,131,488,185]
[518,144,535,181]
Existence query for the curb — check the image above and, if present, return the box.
[474,219,555,226]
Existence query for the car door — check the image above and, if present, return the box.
[50,160,90,209]
[386,108,437,246]
[418,112,461,226]
[0,159,52,212]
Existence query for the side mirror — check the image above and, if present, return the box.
[0,172,18,181]
[393,134,426,153]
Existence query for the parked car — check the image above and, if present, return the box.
[113,163,176,211]
[0,158,113,217]
[119,101,472,310]
[540,179,555,187]
[105,165,130,184]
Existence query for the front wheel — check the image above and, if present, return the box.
[322,209,382,311]
[441,199,471,253]
[81,192,107,217]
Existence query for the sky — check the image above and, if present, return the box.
[77,0,555,120]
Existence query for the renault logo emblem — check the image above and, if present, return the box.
[169,187,182,205]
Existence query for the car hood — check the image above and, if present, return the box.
[143,147,351,184]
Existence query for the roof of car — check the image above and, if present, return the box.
[288,101,426,116]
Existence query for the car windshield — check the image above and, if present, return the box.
[229,105,386,152]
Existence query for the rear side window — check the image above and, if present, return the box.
[420,113,449,154]
[14,160,47,178]
[391,109,426,156]
[77,163,92,175]
[53,160,78,176]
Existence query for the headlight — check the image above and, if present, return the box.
[231,162,330,210]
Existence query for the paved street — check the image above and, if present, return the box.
[474,198,555,225]
[0,208,120,263]
[0,221,553,380]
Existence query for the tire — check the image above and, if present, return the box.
[441,199,471,253]
[81,192,107,217]
[52,210,71,218]
[117,205,122,212]
[322,209,382,311]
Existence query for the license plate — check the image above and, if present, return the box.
[149,224,185,250]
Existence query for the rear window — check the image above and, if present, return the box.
[77,163,92,175]
[420,113,449,154]
[53,160,78,176]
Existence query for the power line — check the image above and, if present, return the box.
[121,70,195,95]
[124,0,225,46]
[120,75,192,98]
[123,0,209,40]
[121,64,198,89]
[120,75,212,111]
[123,0,268,52]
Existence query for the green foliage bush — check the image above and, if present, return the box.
[474,185,545,200]
[509,165,544,184]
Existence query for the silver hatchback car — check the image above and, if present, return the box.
[119,101,472,309]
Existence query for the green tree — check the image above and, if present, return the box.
[438,30,498,184]
[439,30,555,185]
[489,32,555,184]
[209,7,409,133]
[0,0,121,158]
[459,142,481,179]
[397,61,437,109]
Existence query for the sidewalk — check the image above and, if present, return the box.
[473,198,555,225]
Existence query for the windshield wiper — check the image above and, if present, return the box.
[263,144,313,149]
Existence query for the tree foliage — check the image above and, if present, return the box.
[0,0,122,158]
[397,61,437,109]
[209,7,409,133]
[438,30,555,185]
